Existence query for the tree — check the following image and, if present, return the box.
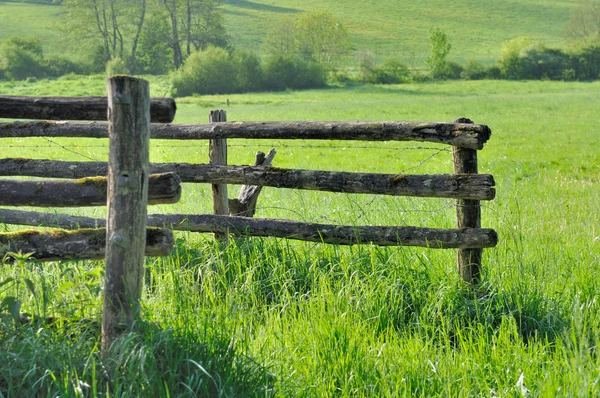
[567,0,600,44]
[61,0,147,71]
[426,28,451,79]
[263,10,351,72]
[498,36,532,79]
[160,0,228,69]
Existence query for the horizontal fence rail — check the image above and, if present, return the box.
[0,159,496,200]
[0,120,491,149]
[0,209,498,249]
[0,227,173,262]
[0,172,181,207]
[0,96,176,123]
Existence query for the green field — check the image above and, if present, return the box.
[0,0,577,65]
[1,78,599,395]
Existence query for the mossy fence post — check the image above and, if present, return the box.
[453,117,483,284]
[102,76,151,350]
[209,110,228,240]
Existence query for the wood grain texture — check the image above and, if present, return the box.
[0,228,173,262]
[453,118,484,284]
[0,173,181,207]
[228,149,276,217]
[0,209,498,249]
[0,158,495,201]
[102,76,150,349]
[0,120,491,149]
[0,95,176,123]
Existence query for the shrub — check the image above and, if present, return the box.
[461,60,488,80]
[365,57,411,84]
[569,44,600,80]
[0,36,46,80]
[440,61,463,79]
[263,55,326,91]
[105,57,129,77]
[498,37,533,79]
[44,55,82,77]
[486,65,502,79]
[171,46,236,96]
[519,47,570,80]
[231,50,264,92]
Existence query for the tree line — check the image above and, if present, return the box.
[1,0,600,94]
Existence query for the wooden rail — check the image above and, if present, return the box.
[0,173,181,207]
[0,228,173,262]
[0,95,176,123]
[0,209,497,249]
[0,120,491,149]
[0,159,495,201]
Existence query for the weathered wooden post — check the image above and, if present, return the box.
[209,110,228,239]
[452,118,482,284]
[102,76,151,349]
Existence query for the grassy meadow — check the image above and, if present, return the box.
[0,0,576,65]
[0,77,599,396]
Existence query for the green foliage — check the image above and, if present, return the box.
[426,28,452,79]
[43,55,82,77]
[171,46,236,96]
[231,50,264,93]
[136,13,174,75]
[263,10,351,72]
[363,57,411,84]
[499,36,533,79]
[519,47,571,80]
[0,36,45,80]
[569,44,600,80]
[1,79,600,395]
[461,59,488,80]
[263,55,326,91]
[105,57,129,77]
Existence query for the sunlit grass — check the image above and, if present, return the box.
[1,79,600,395]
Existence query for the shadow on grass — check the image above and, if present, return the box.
[226,0,299,13]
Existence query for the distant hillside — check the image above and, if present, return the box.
[0,0,575,66]
[223,0,574,65]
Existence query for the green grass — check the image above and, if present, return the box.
[1,0,577,66]
[223,0,575,65]
[1,79,600,396]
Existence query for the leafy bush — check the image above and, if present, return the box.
[231,50,264,92]
[519,47,570,80]
[105,57,129,77]
[0,36,46,80]
[498,37,533,79]
[263,55,326,91]
[171,46,236,96]
[569,44,600,80]
[440,61,463,79]
[364,57,411,84]
[461,60,488,80]
[44,55,83,77]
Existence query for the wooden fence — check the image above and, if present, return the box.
[0,90,497,285]
[0,77,181,348]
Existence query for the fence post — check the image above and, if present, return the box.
[452,118,482,284]
[102,76,151,350]
[209,110,228,240]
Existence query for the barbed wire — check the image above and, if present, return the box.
[0,142,451,152]
[0,137,465,222]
